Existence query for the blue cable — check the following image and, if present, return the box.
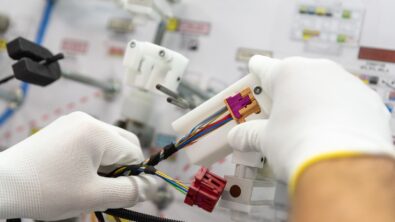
[138,168,188,193]
[178,117,233,149]
[156,173,188,193]
[177,107,228,145]
[0,0,55,127]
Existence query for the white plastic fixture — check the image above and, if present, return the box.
[123,39,189,93]
[172,73,272,167]
[117,0,173,20]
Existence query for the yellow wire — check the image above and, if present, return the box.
[176,111,225,146]
[171,184,187,194]
[156,170,189,190]
[176,111,230,147]
[112,111,233,195]
[156,171,187,193]
[113,166,127,175]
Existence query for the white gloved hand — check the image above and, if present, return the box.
[228,56,394,191]
[0,112,156,220]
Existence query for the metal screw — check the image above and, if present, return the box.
[159,50,166,57]
[254,86,262,95]
[130,41,136,48]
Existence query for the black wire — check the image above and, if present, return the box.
[0,75,15,85]
[95,211,105,222]
[6,219,21,222]
[105,208,184,222]
[100,161,184,222]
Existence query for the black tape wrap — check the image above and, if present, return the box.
[126,163,143,176]
[146,152,161,166]
[162,143,178,159]
[143,165,157,175]
[146,143,177,166]
[107,163,143,177]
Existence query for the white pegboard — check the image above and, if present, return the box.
[0,0,395,221]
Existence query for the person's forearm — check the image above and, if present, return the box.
[291,156,395,222]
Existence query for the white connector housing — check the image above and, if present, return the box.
[171,74,272,167]
[123,39,189,93]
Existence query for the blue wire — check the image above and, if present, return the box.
[177,107,228,145]
[136,168,187,193]
[178,117,233,149]
[0,0,55,127]
[35,0,54,45]
[156,173,188,193]
[188,107,227,134]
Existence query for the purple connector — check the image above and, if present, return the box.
[225,93,252,118]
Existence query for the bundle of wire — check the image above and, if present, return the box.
[98,107,233,222]
[107,106,232,194]
[174,106,232,149]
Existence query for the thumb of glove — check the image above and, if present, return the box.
[227,119,269,154]
[91,175,158,211]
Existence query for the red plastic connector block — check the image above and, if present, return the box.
[184,167,227,212]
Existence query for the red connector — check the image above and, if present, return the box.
[184,167,227,212]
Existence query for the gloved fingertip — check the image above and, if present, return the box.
[96,177,140,209]
[107,123,141,146]
[249,55,280,79]
[227,120,268,153]
[132,175,159,202]
[100,136,144,166]
[249,56,281,97]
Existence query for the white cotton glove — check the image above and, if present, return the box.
[228,56,395,191]
[0,112,157,220]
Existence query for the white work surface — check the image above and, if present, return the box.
[0,0,394,221]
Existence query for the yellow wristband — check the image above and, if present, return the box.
[288,151,363,195]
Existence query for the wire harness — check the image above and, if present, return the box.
[97,87,261,220]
